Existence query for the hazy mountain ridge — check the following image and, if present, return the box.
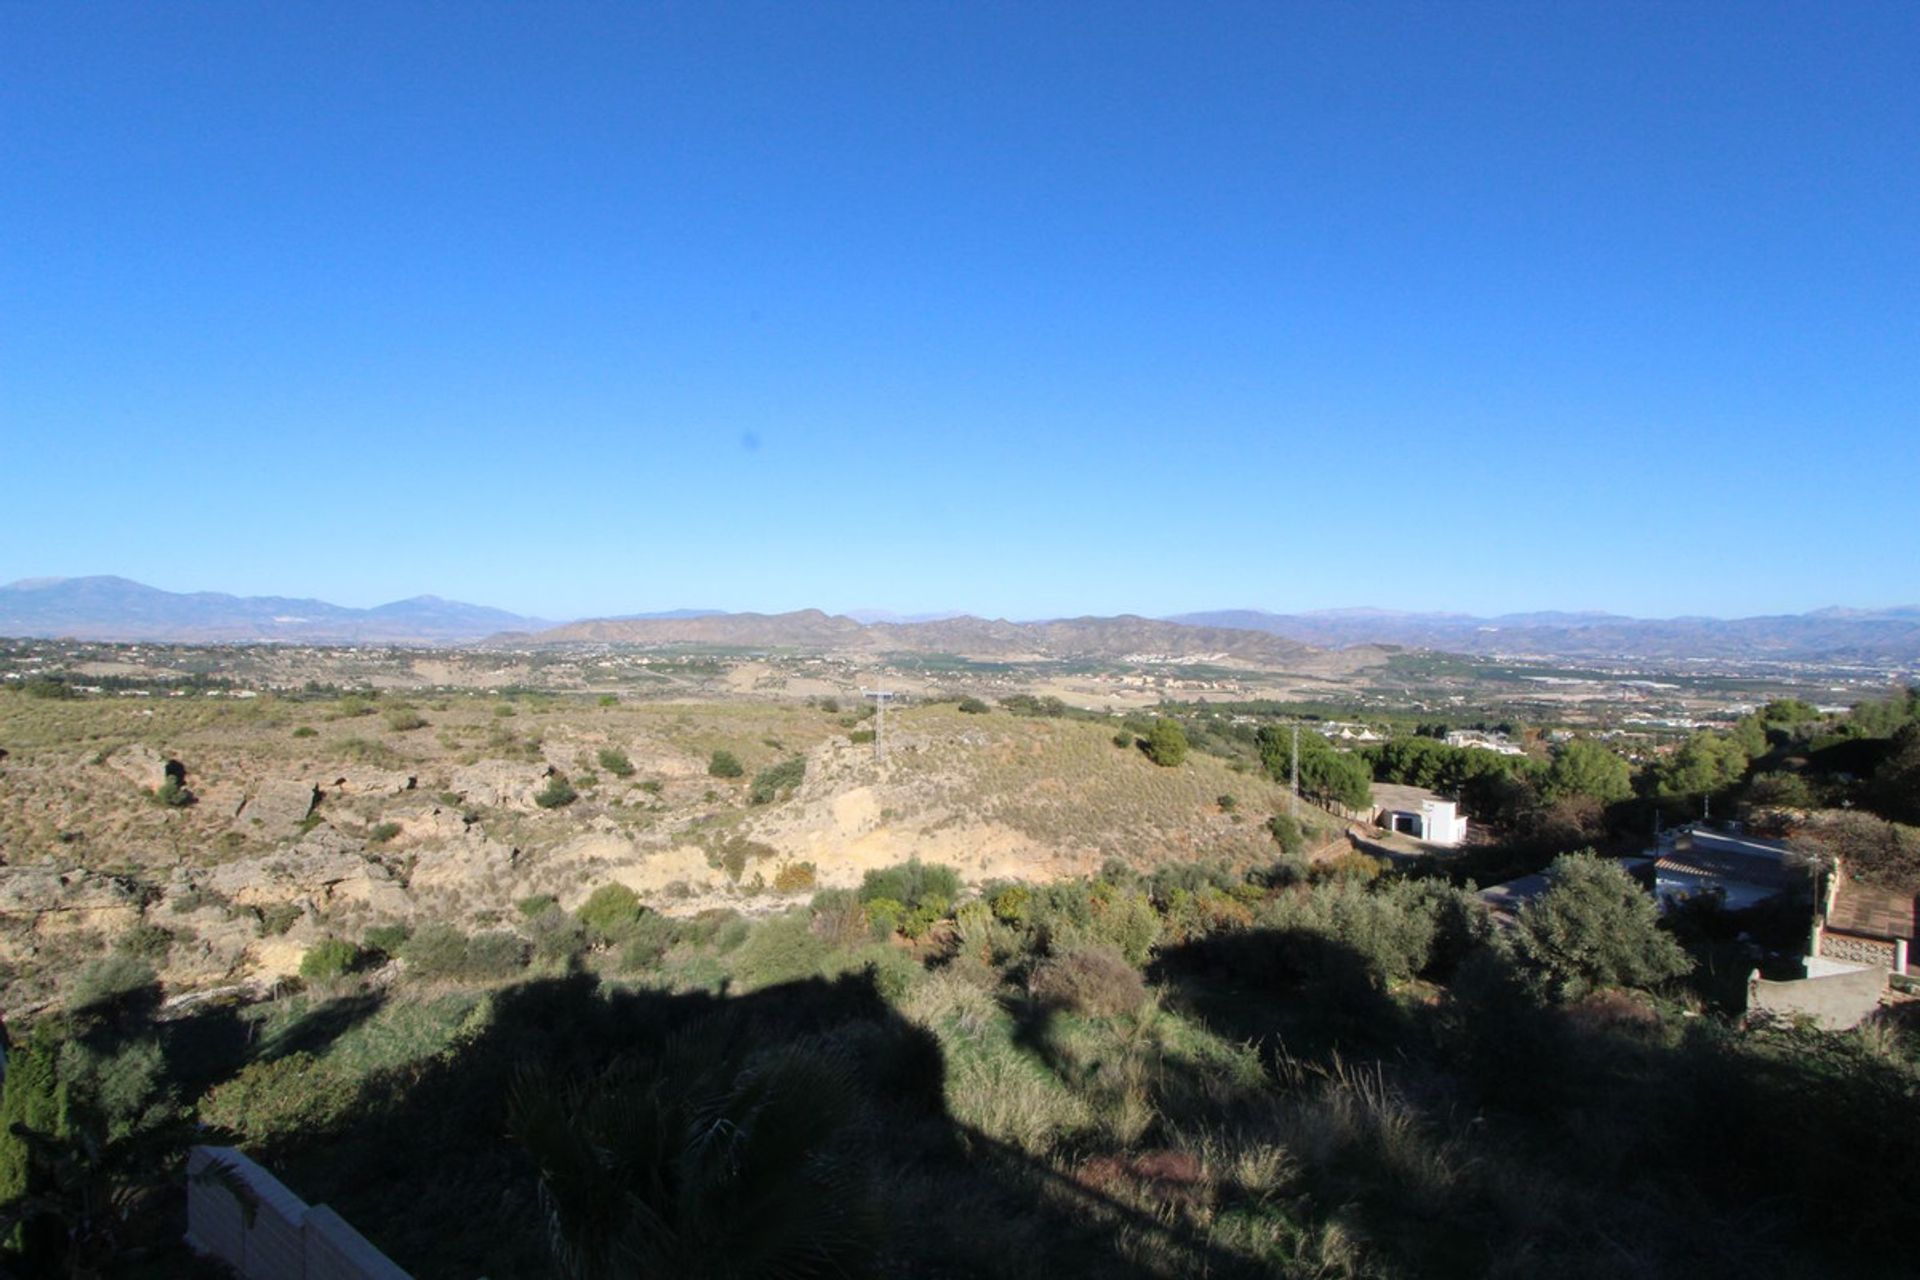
[0,576,550,644]
[1169,608,1920,663]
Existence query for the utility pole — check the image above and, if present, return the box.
[1290,721,1300,820]
[861,688,895,761]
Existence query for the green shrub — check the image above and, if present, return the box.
[526,907,587,970]
[957,696,990,714]
[576,884,644,942]
[153,776,193,807]
[598,694,619,707]
[708,749,744,779]
[399,923,471,979]
[363,923,411,956]
[517,894,560,918]
[466,930,531,978]
[615,912,679,973]
[597,747,635,777]
[299,938,361,981]
[367,821,403,845]
[199,1052,358,1143]
[1113,731,1135,749]
[292,725,317,738]
[1144,719,1189,767]
[858,859,961,911]
[727,912,832,990]
[749,757,807,805]
[848,729,875,745]
[1029,945,1148,1017]
[864,897,907,939]
[385,709,428,732]
[1267,813,1305,855]
[534,774,579,809]
[1513,852,1693,1000]
[114,922,174,963]
[987,883,1032,926]
[1217,793,1237,812]
[68,955,156,1013]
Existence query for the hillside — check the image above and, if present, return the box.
[0,690,1307,1010]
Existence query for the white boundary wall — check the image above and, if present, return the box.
[185,1146,413,1280]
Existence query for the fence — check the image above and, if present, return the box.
[185,1146,413,1280]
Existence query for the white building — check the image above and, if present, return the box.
[1372,783,1469,847]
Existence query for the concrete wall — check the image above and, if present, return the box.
[185,1146,412,1280]
[1748,959,1885,1031]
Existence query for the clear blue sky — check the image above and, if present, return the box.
[4,3,1915,622]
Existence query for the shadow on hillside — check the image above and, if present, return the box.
[234,971,1295,1280]
[1150,927,1412,1065]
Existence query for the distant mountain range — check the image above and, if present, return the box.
[4,577,1917,666]
[1165,608,1920,664]
[0,577,551,644]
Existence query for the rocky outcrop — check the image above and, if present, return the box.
[318,769,417,798]
[103,743,175,793]
[0,867,149,935]
[447,761,553,811]
[203,825,411,916]
[232,779,320,837]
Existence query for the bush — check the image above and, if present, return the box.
[115,922,174,963]
[597,747,635,778]
[708,749,745,779]
[517,893,559,918]
[858,859,961,911]
[68,955,156,1013]
[1267,813,1305,855]
[300,937,361,980]
[199,1052,360,1143]
[153,776,193,807]
[864,897,907,939]
[957,696,990,714]
[576,884,645,942]
[614,912,678,973]
[363,922,411,957]
[727,912,832,990]
[749,757,807,805]
[1029,946,1148,1017]
[384,709,428,732]
[526,907,587,970]
[397,924,529,981]
[773,861,818,894]
[1513,852,1693,1000]
[257,903,302,936]
[1144,719,1189,767]
[367,821,402,845]
[534,774,579,809]
[292,725,317,738]
[987,883,1032,926]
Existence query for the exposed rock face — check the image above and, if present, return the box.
[0,867,148,936]
[232,779,320,837]
[203,825,411,916]
[103,743,172,792]
[447,761,552,811]
[319,769,416,798]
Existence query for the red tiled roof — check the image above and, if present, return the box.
[1827,882,1918,941]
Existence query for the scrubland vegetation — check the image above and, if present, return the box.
[2,841,1917,1278]
[2,670,1917,1277]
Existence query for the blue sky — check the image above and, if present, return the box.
[3,3,1915,622]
